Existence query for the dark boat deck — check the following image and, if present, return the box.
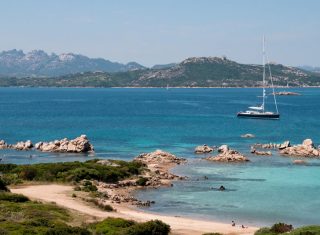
[237,113,280,119]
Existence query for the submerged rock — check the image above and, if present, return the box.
[194,144,214,154]
[241,133,255,138]
[293,159,308,165]
[205,145,249,162]
[35,135,94,153]
[219,185,226,191]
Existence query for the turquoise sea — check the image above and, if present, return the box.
[1,87,320,226]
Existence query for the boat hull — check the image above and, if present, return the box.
[237,112,280,119]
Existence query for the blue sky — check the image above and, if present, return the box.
[0,0,319,67]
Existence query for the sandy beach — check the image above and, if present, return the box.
[11,184,258,235]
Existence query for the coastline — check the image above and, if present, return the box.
[0,85,320,89]
[11,184,258,235]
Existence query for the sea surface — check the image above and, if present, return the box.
[1,87,320,226]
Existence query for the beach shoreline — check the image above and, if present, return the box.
[11,184,258,235]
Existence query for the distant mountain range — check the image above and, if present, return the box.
[1,55,320,87]
[298,65,320,74]
[0,49,146,77]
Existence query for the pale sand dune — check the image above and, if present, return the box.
[11,184,258,235]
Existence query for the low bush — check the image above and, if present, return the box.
[125,219,170,235]
[74,186,81,191]
[45,225,91,235]
[91,217,136,234]
[82,180,98,192]
[255,224,320,235]
[85,198,114,212]
[0,193,71,234]
[0,192,29,202]
[0,159,145,185]
[136,177,148,186]
[0,177,9,191]
[90,217,170,235]
[270,223,293,233]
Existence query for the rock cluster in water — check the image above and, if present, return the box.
[95,150,187,207]
[134,150,187,186]
[0,135,94,153]
[35,135,94,153]
[134,149,186,166]
[250,147,272,156]
[273,91,301,96]
[253,141,290,150]
[279,139,320,157]
[205,145,249,162]
[194,144,214,154]
[0,140,33,150]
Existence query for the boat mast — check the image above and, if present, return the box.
[262,35,266,113]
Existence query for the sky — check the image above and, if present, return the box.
[0,0,319,67]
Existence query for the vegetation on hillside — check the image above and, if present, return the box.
[0,159,145,185]
[1,57,320,87]
[255,223,320,235]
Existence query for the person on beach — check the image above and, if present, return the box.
[232,221,236,226]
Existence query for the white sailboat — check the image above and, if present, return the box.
[237,36,280,119]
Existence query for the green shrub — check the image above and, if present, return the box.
[45,225,91,235]
[0,177,9,191]
[255,227,275,235]
[70,168,100,182]
[86,198,114,212]
[255,224,320,235]
[125,220,170,235]
[0,192,29,202]
[0,193,71,234]
[0,159,144,185]
[19,166,38,180]
[0,227,8,235]
[74,186,81,191]
[82,181,97,192]
[136,177,148,186]
[286,225,320,235]
[99,204,114,212]
[270,223,293,233]
[92,217,136,234]
[1,173,23,185]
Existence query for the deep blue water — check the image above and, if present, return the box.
[1,87,320,226]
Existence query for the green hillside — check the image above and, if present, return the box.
[1,57,320,87]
